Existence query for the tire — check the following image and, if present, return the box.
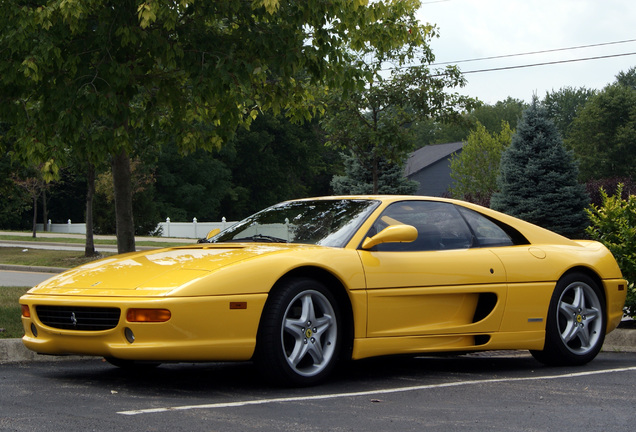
[531,272,606,366]
[255,278,342,386]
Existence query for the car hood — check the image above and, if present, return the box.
[28,244,309,296]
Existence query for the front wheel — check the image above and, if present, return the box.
[255,278,342,386]
[531,272,606,366]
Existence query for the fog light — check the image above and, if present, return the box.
[30,323,38,338]
[124,327,135,344]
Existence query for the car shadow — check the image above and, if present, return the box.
[36,351,547,398]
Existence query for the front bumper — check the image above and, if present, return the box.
[20,293,268,362]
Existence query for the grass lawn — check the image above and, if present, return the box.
[0,234,190,249]
[0,287,29,339]
[0,247,113,268]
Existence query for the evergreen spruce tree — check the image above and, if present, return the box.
[491,99,589,237]
[331,153,418,195]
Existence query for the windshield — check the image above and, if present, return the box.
[210,199,380,248]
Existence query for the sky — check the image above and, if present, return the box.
[416,0,636,104]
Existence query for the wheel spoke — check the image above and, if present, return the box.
[559,300,577,317]
[577,323,591,347]
[288,337,311,367]
[283,317,305,338]
[561,319,579,343]
[306,337,324,364]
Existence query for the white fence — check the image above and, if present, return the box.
[158,217,237,239]
[36,218,238,239]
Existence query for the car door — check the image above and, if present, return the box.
[358,200,509,338]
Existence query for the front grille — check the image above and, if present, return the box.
[36,306,121,331]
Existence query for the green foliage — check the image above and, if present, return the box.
[321,2,478,194]
[154,146,233,222]
[1,0,430,250]
[585,177,636,208]
[412,97,525,148]
[219,115,340,219]
[324,63,477,193]
[491,99,589,237]
[542,86,596,141]
[0,152,31,230]
[567,67,636,181]
[1,0,434,164]
[585,185,636,317]
[331,153,418,195]
[471,97,526,134]
[449,121,513,205]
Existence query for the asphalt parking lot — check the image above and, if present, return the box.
[1,352,635,431]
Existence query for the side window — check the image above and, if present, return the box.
[456,206,520,247]
[368,201,473,251]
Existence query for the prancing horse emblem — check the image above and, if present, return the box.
[70,312,78,327]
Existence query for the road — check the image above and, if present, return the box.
[1,352,635,431]
[0,269,58,287]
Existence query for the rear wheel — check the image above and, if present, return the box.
[255,278,342,386]
[531,272,605,366]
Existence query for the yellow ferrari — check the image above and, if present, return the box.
[20,196,627,385]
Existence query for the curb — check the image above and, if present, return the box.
[0,339,91,363]
[2,329,634,364]
[602,327,636,353]
[0,264,67,274]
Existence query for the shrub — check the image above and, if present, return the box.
[585,184,636,318]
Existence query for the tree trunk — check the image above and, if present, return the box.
[84,162,96,257]
[372,158,379,194]
[31,193,38,238]
[42,190,48,232]
[112,149,136,254]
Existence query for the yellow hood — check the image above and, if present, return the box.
[27,244,295,296]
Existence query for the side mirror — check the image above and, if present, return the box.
[361,224,418,250]
[206,228,221,240]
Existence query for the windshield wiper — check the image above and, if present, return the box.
[229,234,288,243]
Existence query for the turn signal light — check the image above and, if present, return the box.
[21,305,31,318]
[126,308,171,323]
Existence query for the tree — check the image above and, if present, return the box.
[324,66,477,193]
[331,152,418,195]
[449,121,513,206]
[471,97,526,134]
[491,99,589,237]
[542,86,595,141]
[219,114,340,219]
[13,174,45,238]
[567,67,636,181]
[93,157,160,236]
[322,6,478,194]
[1,0,427,253]
[412,97,525,148]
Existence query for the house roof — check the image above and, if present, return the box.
[404,141,465,177]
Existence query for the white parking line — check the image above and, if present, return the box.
[117,366,636,416]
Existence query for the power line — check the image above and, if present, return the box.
[431,38,636,66]
[438,51,636,76]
